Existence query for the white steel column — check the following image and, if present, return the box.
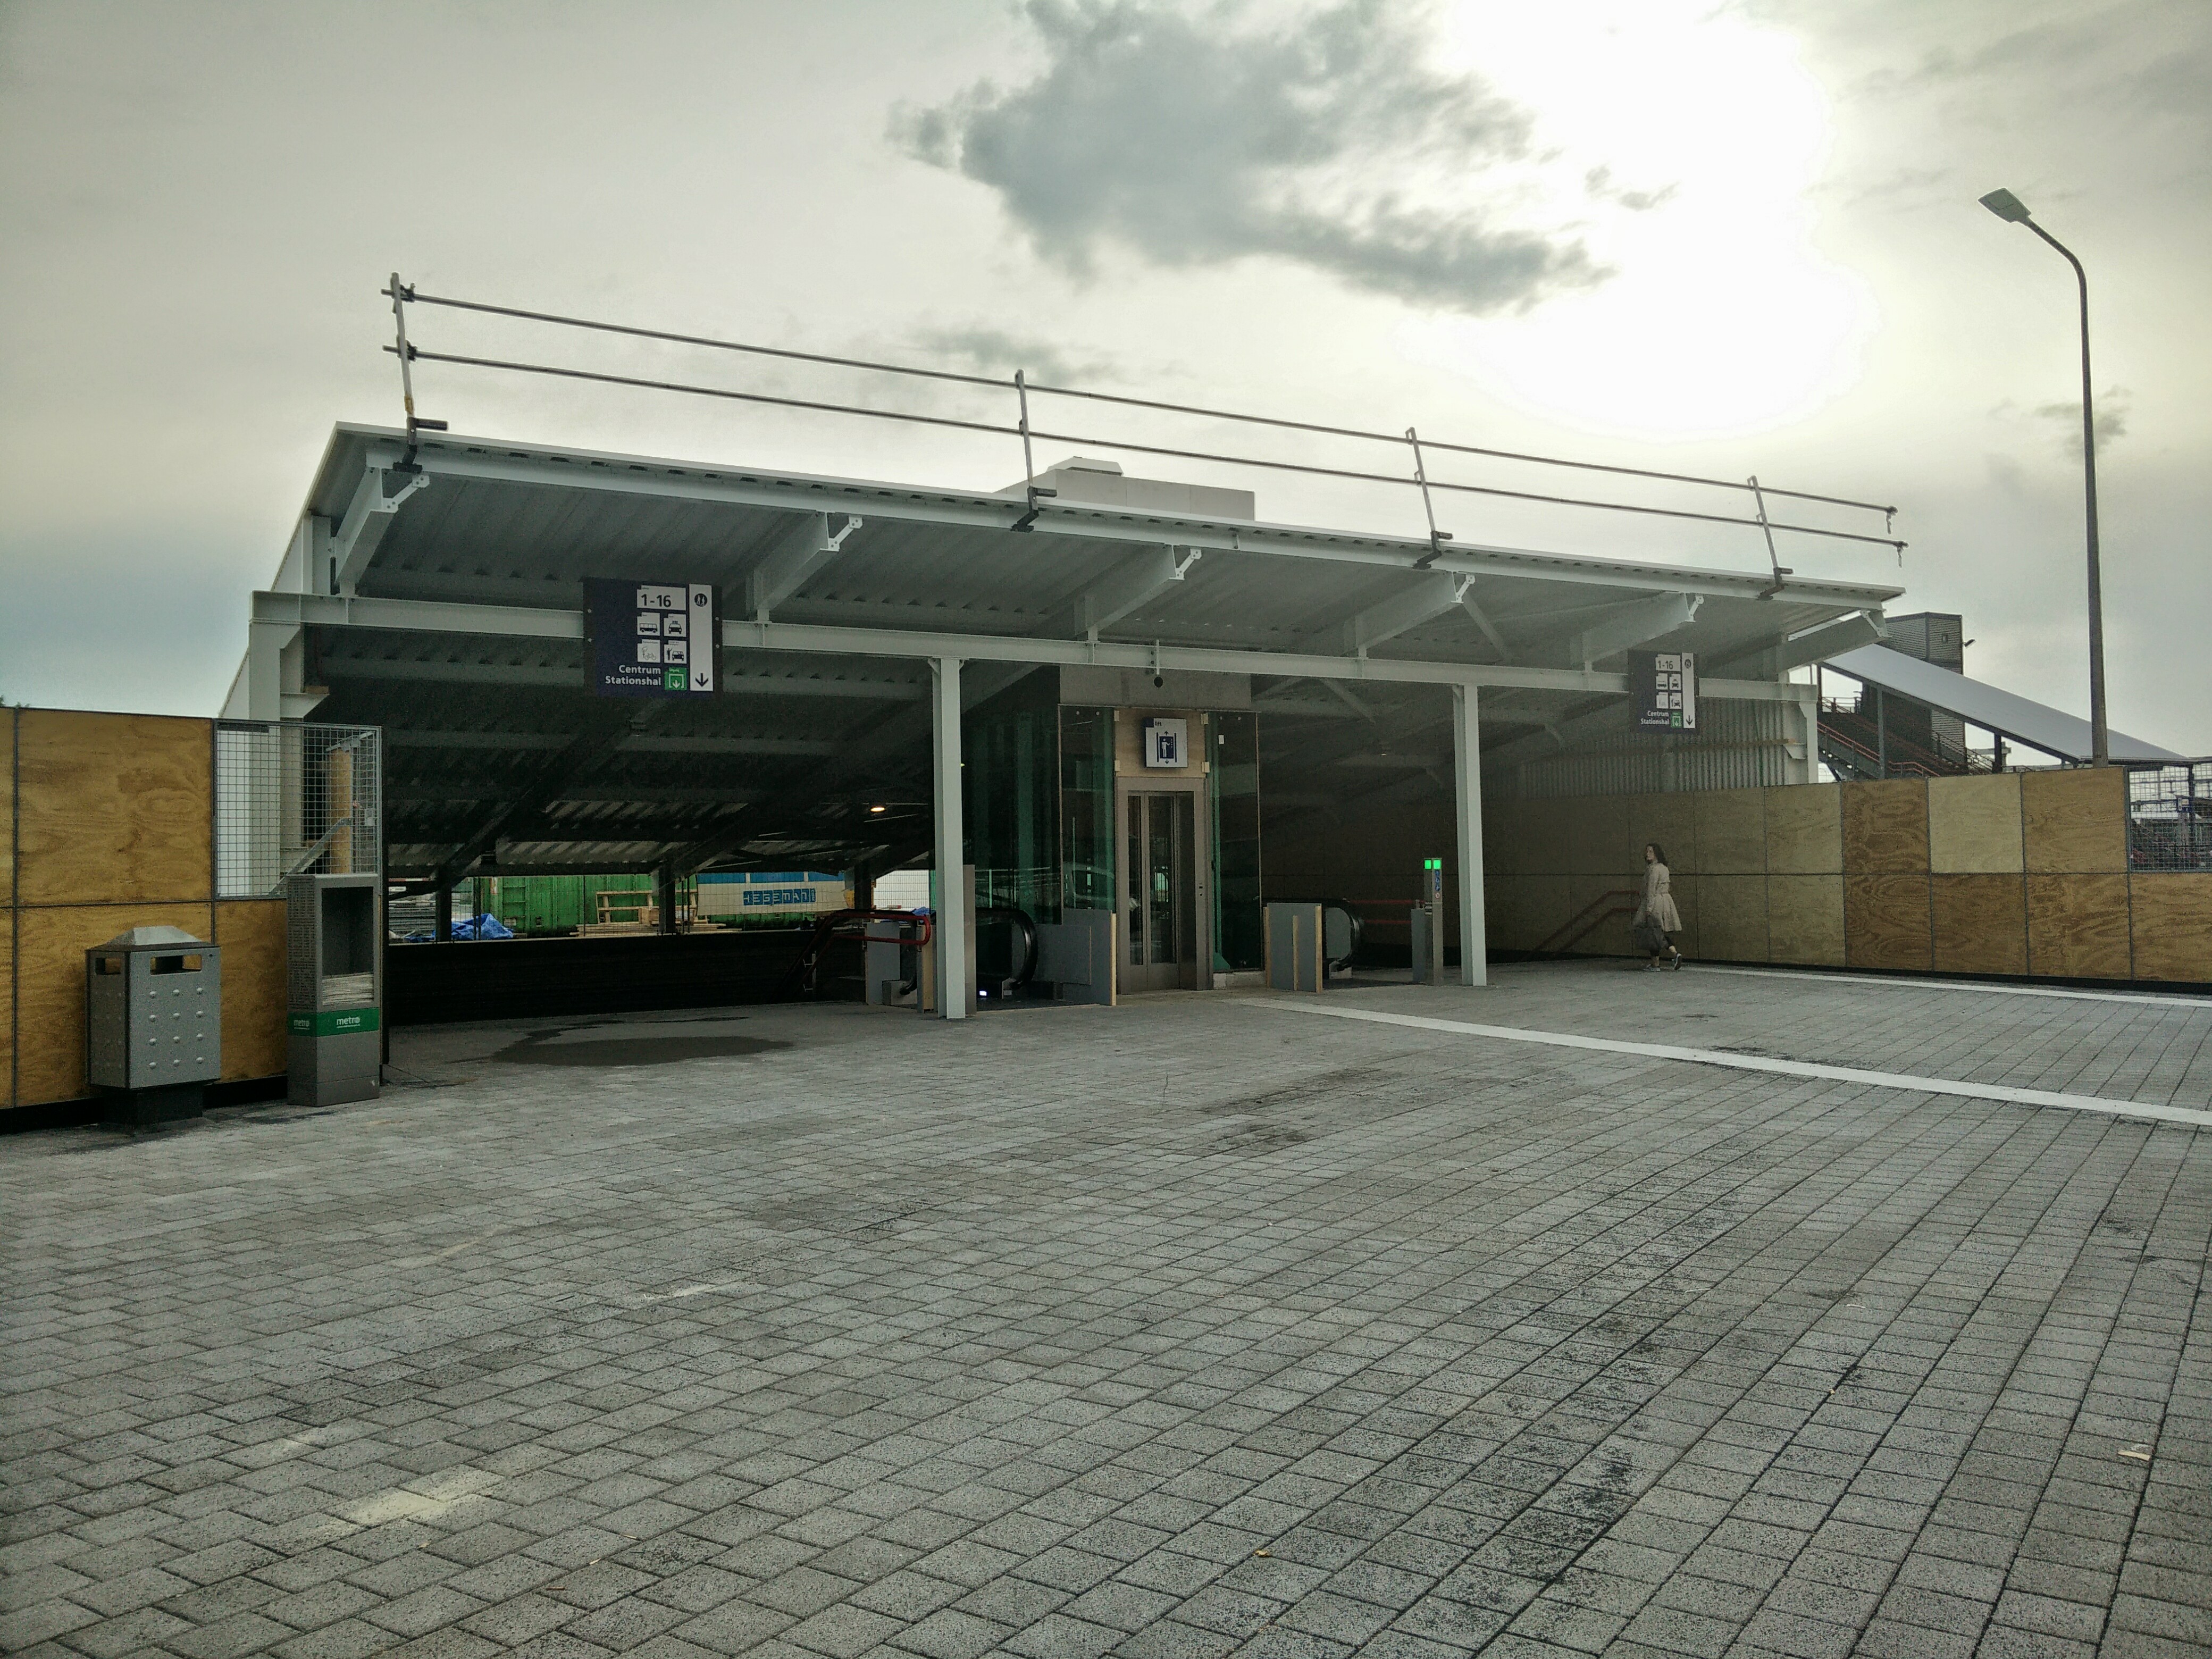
[1452,683,1488,987]
[1799,685,1823,784]
[929,656,970,1020]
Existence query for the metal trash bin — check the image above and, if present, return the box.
[287,873,382,1107]
[86,925,222,1126]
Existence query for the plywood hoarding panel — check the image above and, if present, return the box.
[1699,874,1769,961]
[1664,872,1699,958]
[16,711,213,907]
[1931,874,2028,976]
[1566,873,1637,956]
[1,934,13,1108]
[15,903,214,1107]
[2130,874,2212,984]
[2024,767,2127,873]
[1768,875,1846,966]
[1694,789,1766,874]
[1842,779,1929,874]
[1517,875,1573,952]
[1481,806,1521,876]
[1929,774,2024,873]
[2027,875,2131,979]
[1566,794,1632,877]
[1846,875,1932,970]
[1764,784,1841,874]
[1629,793,1697,879]
[1523,798,1576,875]
[215,900,288,1082]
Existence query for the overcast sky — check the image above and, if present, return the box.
[2,0,2205,750]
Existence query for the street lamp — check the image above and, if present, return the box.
[1979,187,2108,766]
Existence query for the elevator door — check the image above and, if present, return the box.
[1124,792,1198,992]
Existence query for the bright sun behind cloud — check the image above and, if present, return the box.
[1411,0,1879,442]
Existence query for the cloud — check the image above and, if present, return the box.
[2035,385,2130,460]
[903,324,1109,386]
[893,0,1603,314]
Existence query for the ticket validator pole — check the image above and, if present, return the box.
[1417,858,1446,984]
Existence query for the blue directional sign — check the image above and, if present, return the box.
[585,579,717,698]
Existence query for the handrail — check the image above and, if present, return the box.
[788,907,934,999]
[1535,888,1639,955]
[380,278,1907,557]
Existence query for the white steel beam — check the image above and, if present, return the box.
[1339,572,1463,655]
[252,590,1803,701]
[246,618,296,720]
[1050,546,1199,639]
[1460,590,1514,661]
[1569,591,1702,666]
[929,657,969,1021]
[744,512,862,621]
[1452,684,1487,988]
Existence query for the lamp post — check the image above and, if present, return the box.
[1979,187,2108,766]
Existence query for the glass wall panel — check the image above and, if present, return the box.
[1060,705,1115,916]
[965,690,1059,923]
[1212,710,1262,971]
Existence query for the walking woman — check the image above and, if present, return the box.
[1634,843,1684,970]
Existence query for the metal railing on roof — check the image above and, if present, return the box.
[379,276,1907,572]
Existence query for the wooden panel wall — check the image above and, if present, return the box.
[2130,875,2212,984]
[1765,785,1841,875]
[16,711,213,905]
[1843,779,1929,873]
[1846,875,1933,970]
[1769,875,1845,965]
[1932,874,2029,976]
[216,901,290,1082]
[2025,768,2127,872]
[1291,750,2171,985]
[1929,775,2024,873]
[1695,789,1766,874]
[1700,874,1770,961]
[16,901,215,1106]
[2,708,252,1110]
[2028,875,2131,979]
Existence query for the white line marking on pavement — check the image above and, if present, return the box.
[1250,1000,2212,1129]
[1663,964,2212,1012]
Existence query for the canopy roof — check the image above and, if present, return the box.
[1824,645,2184,766]
[237,424,1903,878]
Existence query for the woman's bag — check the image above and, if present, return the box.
[1633,917,1669,954]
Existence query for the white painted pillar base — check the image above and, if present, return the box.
[1452,683,1488,987]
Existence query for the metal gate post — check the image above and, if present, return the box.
[930,657,970,1020]
[1452,683,1488,987]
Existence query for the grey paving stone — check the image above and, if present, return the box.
[5,979,2208,1659]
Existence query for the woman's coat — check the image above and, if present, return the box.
[1635,861,1683,934]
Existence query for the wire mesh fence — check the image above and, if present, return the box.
[215,722,382,898]
[2127,761,2212,872]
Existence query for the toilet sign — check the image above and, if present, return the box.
[1630,649,1697,731]
[585,579,717,697]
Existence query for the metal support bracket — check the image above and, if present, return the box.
[330,464,430,594]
